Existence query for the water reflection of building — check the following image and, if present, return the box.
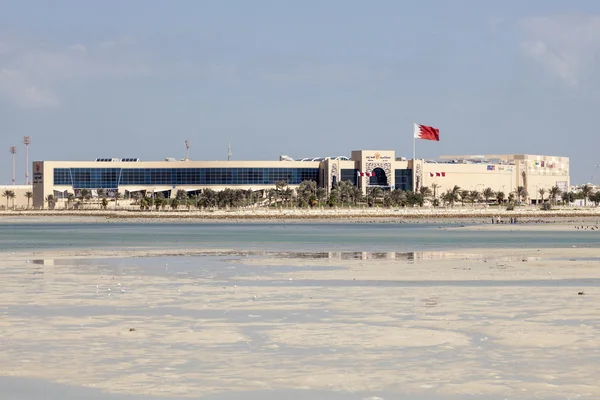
[325,251,469,262]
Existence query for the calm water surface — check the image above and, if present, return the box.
[1,222,598,252]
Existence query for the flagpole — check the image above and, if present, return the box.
[412,121,416,162]
[413,121,417,193]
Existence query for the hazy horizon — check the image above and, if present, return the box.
[1,0,599,185]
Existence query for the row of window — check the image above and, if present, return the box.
[53,167,320,188]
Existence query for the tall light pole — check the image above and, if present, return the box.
[23,136,31,184]
[9,146,16,185]
[185,140,190,160]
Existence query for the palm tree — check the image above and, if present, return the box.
[508,193,515,204]
[431,183,439,199]
[561,191,574,206]
[24,191,33,209]
[459,190,469,206]
[579,184,593,207]
[483,187,495,204]
[441,190,455,207]
[516,186,527,204]
[368,187,383,207]
[45,194,56,210]
[538,188,546,204]
[67,193,75,209]
[469,190,480,205]
[316,188,326,207]
[496,191,505,205]
[80,189,91,207]
[549,185,561,206]
[2,190,13,209]
[114,191,122,209]
[419,186,432,202]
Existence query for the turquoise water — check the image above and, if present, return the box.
[0,222,598,252]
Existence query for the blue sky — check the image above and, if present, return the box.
[1,0,599,184]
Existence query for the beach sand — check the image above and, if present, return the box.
[1,245,599,399]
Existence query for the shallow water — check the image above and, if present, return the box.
[1,222,599,252]
[2,223,600,399]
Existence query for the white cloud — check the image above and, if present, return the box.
[0,35,151,109]
[520,14,600,86]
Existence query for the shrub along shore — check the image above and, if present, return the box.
[2,207,600,222]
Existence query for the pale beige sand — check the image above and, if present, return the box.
[2,206,600,224]
[1,247,599,399]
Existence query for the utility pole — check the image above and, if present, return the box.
[9,146,16,185]
[23,136,31,184]
[185,140,190,160]
[228,142,232,161]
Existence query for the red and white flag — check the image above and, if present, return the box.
[359,171,376,177]
[414,122,440,141]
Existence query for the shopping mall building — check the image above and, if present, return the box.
[31,150,570,208]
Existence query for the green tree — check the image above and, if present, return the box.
[516,186,527,204]
[469,190,480,205]
[45,194,56,210]
[419,186,432,202]
[96,188,106,209]
[561,191,575,205]
[296,180,317,208]
[171,198,179,210]
[549,185,561,205]
[496,191,505,205]
[114,191,122,209]
[579,184,593,206]
[431,183,439,199]
[2,190,15,209]
[101,198,109,210]
[79,189,91,206]
[176,189,188,200]
[267,189,276,206]
[538,188,546,203]
[441,190,455,207]
[24,191,33,209]
[367,186,383,207]
[482,187,494,204]
[66,192,75,209]
[316,188,327,206]
[589,191,600,206]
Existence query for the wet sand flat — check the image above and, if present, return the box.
[1,247,599,399]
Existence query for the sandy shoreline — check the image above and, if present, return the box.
[2,210,600,230]
[1,207,600,223]
[1,244,600,399]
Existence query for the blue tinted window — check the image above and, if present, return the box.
[340,169,357,184]
[394,169,413,191]
[54,168,72,185]
[52,167,319,188]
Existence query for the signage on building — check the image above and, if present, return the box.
[365,152,392,161]
[33,162,43,184]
